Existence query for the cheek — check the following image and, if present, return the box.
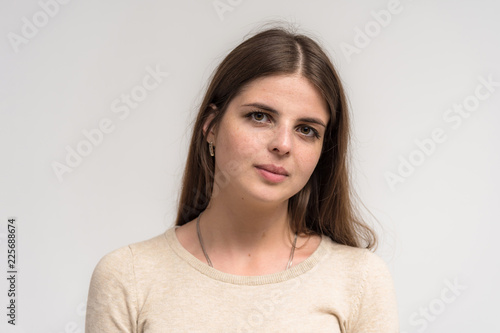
[228,124,262,150]
[297,147,322,176]
[216,124,261,163]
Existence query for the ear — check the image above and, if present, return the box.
[202,103,218,143]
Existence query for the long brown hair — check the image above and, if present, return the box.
[175,25,377,249]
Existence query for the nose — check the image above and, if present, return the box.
[268,124,291,156]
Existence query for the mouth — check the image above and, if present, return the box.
[254,164,289,183]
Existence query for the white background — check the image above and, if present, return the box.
[1,0,499,332]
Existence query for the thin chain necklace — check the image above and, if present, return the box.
[196,213,298,271]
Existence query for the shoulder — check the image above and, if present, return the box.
[319,241,399,331]
[320,238,388,275]
[128,230,170,259]
[90,230,170,282]
[322,238,390,271]
[320,238,397,307]
[86,233,170,332]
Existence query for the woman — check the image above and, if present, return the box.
[86,25,399,332]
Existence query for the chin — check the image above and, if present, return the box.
[245,186,296,205]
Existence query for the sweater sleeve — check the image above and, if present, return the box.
[85,246,139,333]
[348,250,399,333]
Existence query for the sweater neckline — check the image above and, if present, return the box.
[165,226,328,286]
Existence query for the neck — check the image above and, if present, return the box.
[199,188,294,256]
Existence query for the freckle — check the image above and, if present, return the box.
[248,254,251,257]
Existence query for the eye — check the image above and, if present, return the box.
[246,111,270,123]
[298,126,320,139]
[252,112,267,122]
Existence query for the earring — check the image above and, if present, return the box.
[208,142,215,157]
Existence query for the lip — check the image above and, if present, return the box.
[254,164,289,183]
[255,164,289,176]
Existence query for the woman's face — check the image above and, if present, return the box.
[207,74,330,205]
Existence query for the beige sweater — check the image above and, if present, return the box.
[85,227,399,332]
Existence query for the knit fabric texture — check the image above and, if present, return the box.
[85,226,399,332]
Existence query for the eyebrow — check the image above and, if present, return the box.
[241,102,328,128]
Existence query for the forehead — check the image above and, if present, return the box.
[232,74,330,122]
